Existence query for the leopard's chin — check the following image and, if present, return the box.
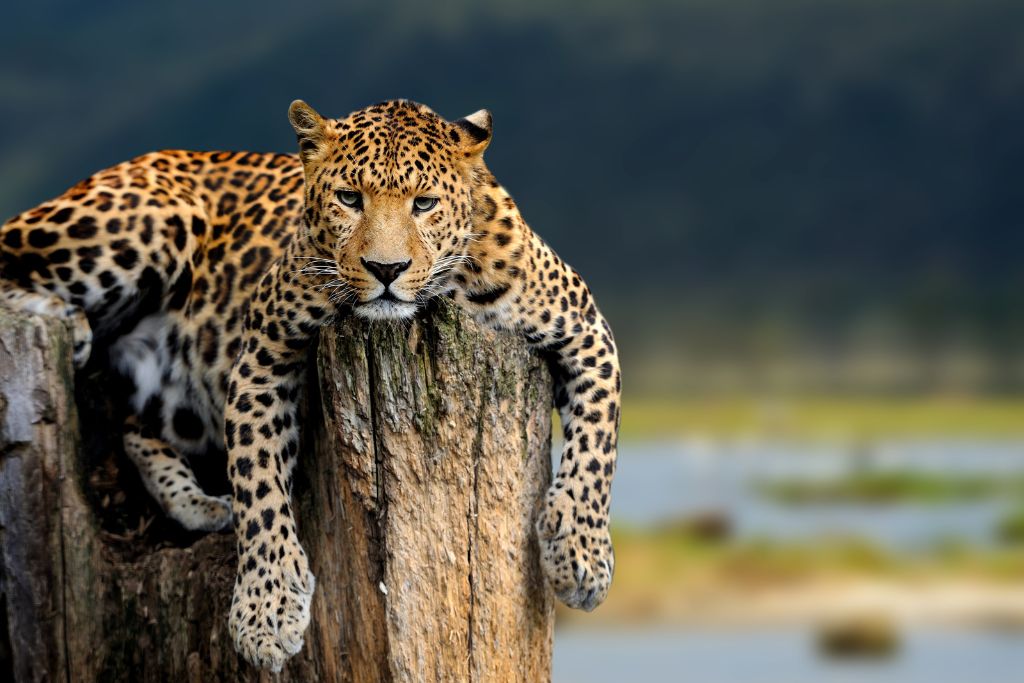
[353,297,417,321]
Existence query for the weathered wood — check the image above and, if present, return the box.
[294,301,555,682]
[0,310,74,683]
[0,301,554,682]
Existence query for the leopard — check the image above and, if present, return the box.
[0,99,621,671]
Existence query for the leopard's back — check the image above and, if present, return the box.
[0,150,306,453]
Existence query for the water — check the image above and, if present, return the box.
[582,438,1024,549]
[554,627,1024,683]
[552,439,1024,681]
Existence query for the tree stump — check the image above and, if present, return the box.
[0,300,554,682]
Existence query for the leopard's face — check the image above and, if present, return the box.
[289,99,492,320]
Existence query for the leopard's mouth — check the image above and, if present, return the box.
[372,290,408,304]
[353,291,417,320]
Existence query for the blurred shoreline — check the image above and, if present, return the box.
[559,528,1024,630]
[619,395,1024,441]
[560,574,1024,630]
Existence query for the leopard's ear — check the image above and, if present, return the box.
[452,109,492,158]
[288,100,330,163]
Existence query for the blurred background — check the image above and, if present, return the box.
[3,0,1024,680]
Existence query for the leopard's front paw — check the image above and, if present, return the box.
[228,541,316,672]
[536,484,615,612]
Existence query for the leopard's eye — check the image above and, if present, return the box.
[412,196,439,213]
[336,189,363,209]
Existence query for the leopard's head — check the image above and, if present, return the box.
[288,99,491,320]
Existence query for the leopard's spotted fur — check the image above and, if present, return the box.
[0,100,621,671]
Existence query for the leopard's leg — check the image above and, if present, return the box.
[123,415,232,532]
[0,282,92,367]
[225,252,331,672]
[455,167,621,612]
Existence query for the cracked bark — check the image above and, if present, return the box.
[0,301,554,682]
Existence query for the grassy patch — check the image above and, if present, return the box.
[758,470,1024,504]
[997,508,1024,545]
[619,395,1024,440]
[609,524,1024,584]
[606,525,904,589]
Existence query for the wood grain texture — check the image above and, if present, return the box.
[0,301,553,682]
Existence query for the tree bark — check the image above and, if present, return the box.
[0,300,554,682]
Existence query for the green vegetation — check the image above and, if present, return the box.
[619,396,1024,439]
[610,522,1024,582]
[623,521,1024,579]
[997,509,1024,545]
[609,524,903,582]
[759,470,1024,504]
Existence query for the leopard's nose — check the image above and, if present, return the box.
[361,258,411,286]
